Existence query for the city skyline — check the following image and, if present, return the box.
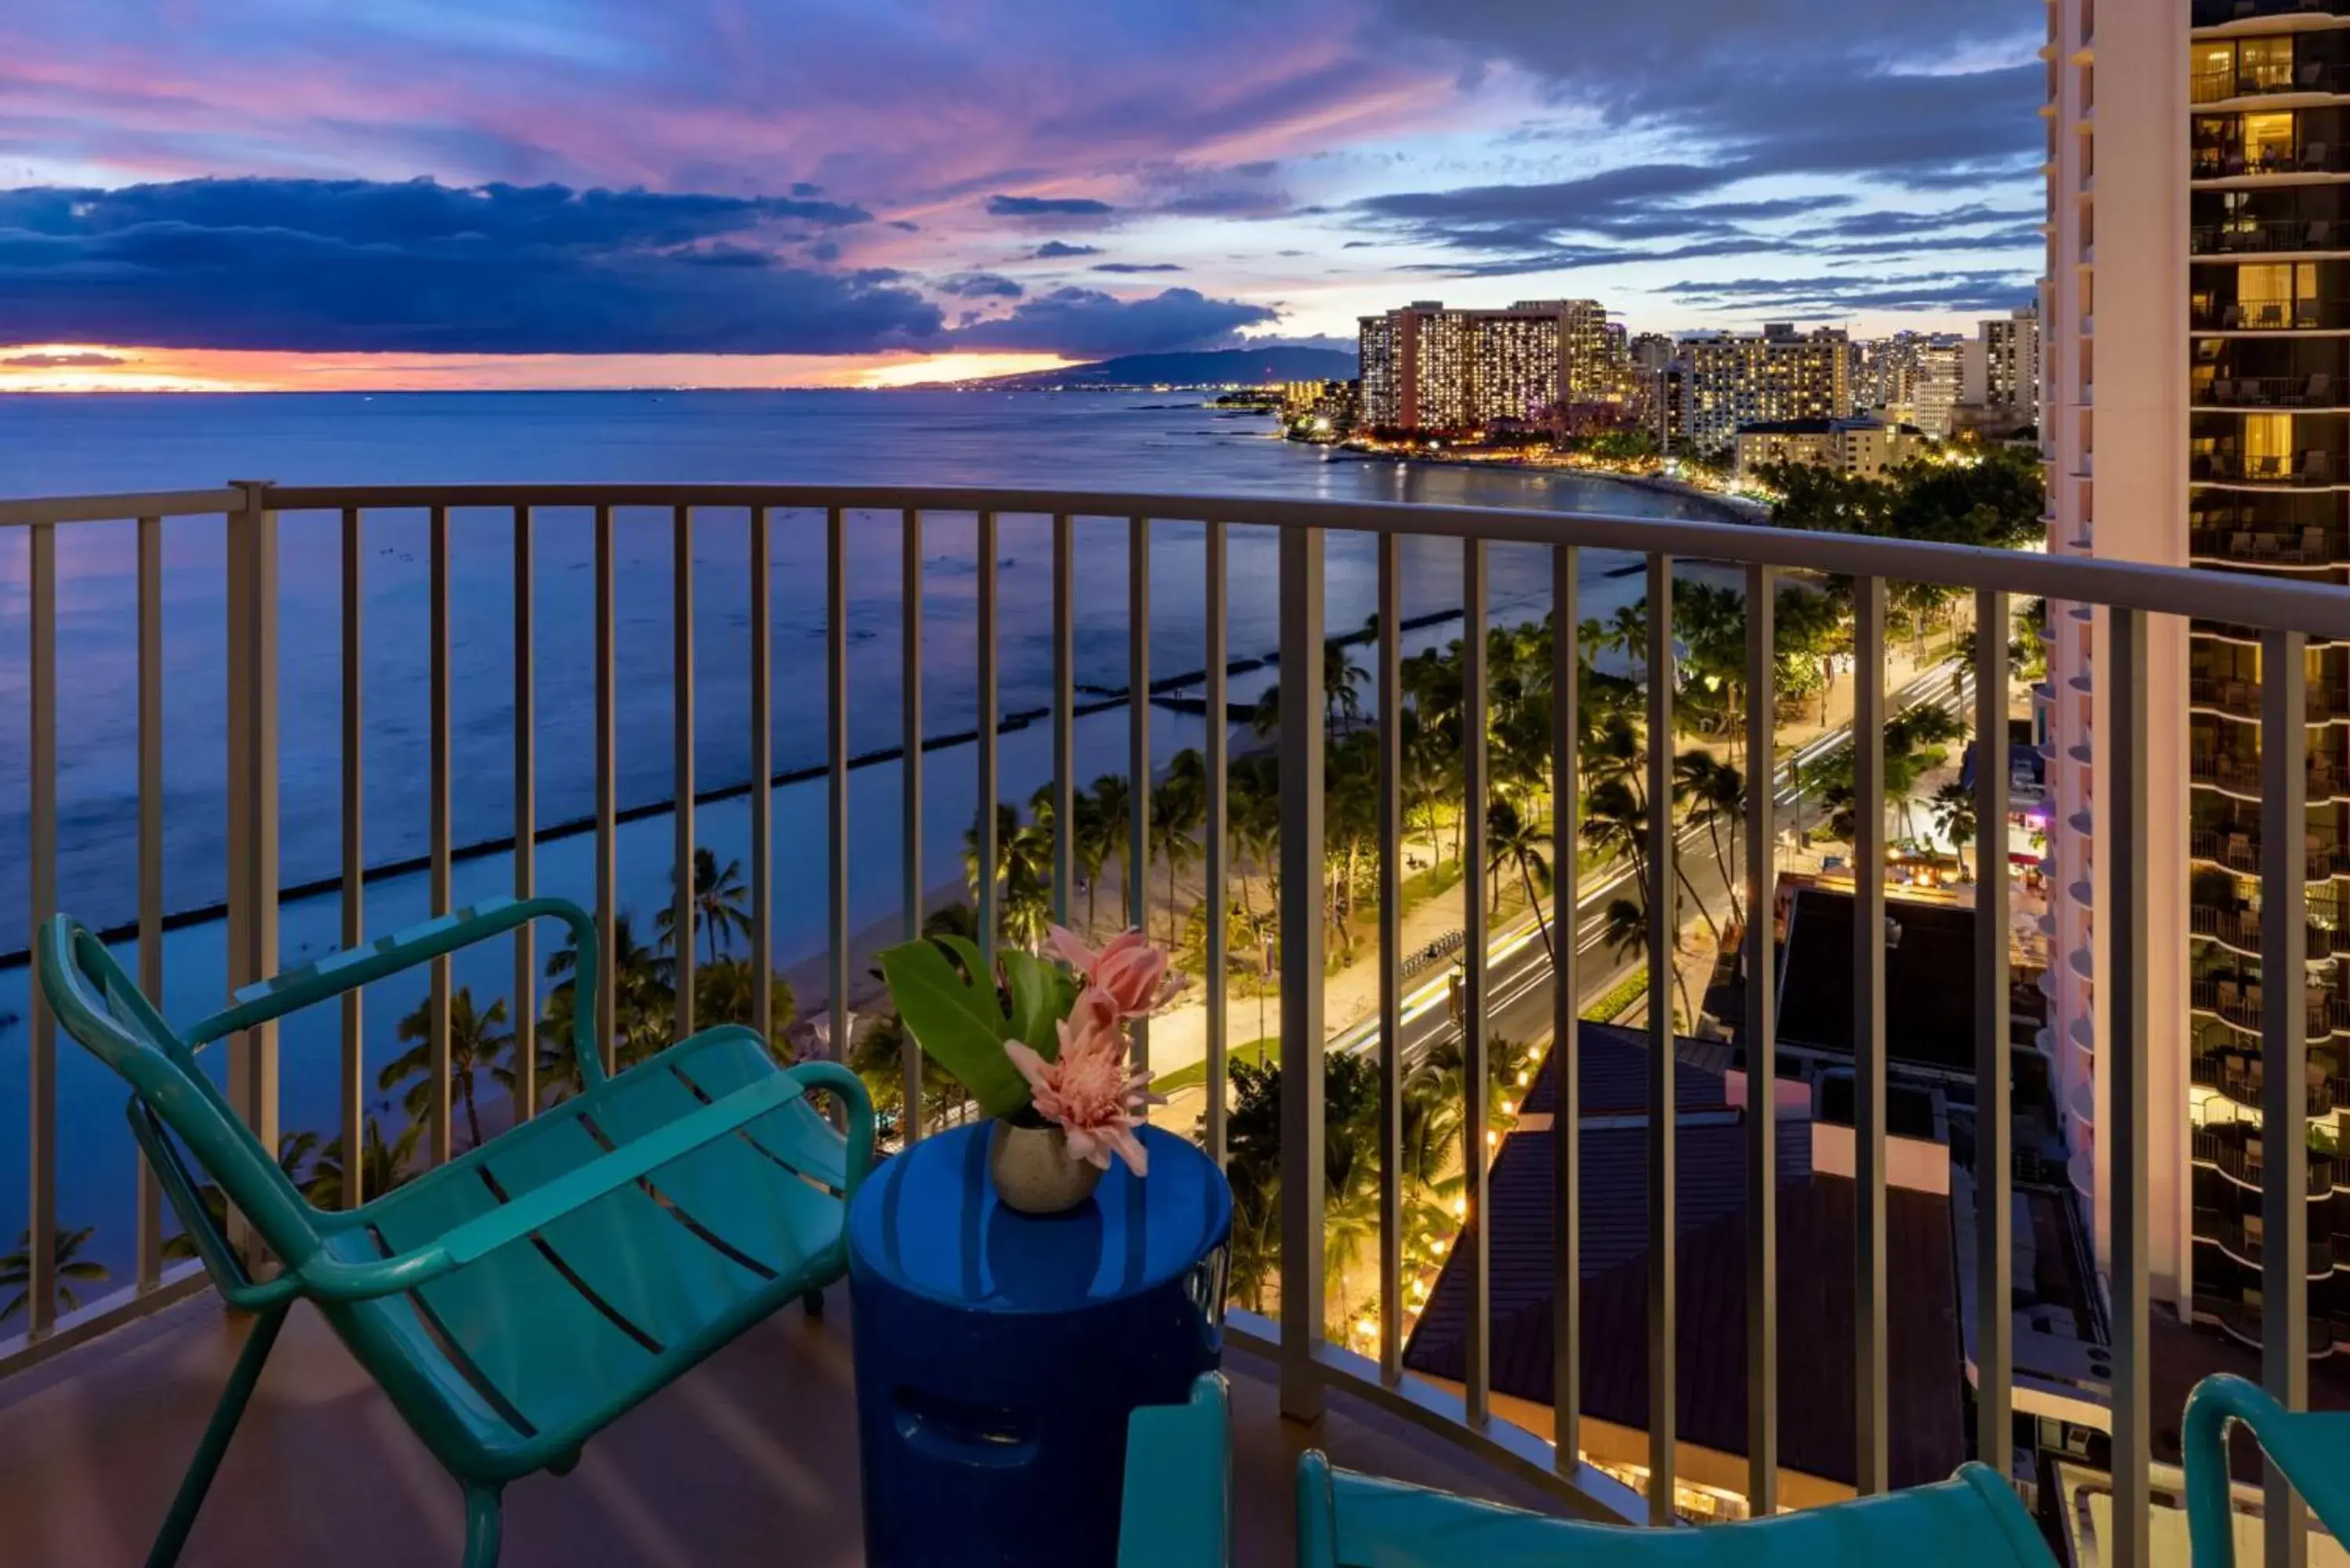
[0,0,2043,392]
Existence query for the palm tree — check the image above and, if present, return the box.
[1324,641,1369,730]
[1484,798,1555,960]
[1596,894,1695,1029]
[1090,773,1135,931]
[0,1225,109,1325]
[1070,789,1110,932]
[963,802,1055,946]
[541,913,674,1100]
[304,1116,420,1210]
[657,847,754,966]
[1930,779,1979,877]
[1152,753,1208,948]
[1675,750,1746,927]
[383,987,512,1152]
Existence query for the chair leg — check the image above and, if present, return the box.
[801,1287,825,1318]
[146,1303,289,1568]
[461,1484,503,1568]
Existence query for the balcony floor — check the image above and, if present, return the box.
[0,1283,1571,1566]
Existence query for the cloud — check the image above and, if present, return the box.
[987,193,1116,218]
[1658,270,2037,315]
[1,349,126,366]
[0,176,947,354]
[951,285,1277,357]
[1033,240,1103,258]
[1092,262,1184,273]
[938,270,1025,297]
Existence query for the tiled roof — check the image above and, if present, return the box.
[1519,1022,1735,1120]
[1777,888,1981,1073]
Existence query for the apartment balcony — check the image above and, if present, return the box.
[2190,1050,2341,1115]
[2191,898,2348,955]
[2191,746,2348,797]
[2192,826,2350,878]
[2192,1120,2339,1195]
[2188,522,2344,566]
[2192,1209,2340,1278]
[2190,975,2350,1037]
[3,480,2348,1562]
[2193,216,2350,255]
[2191,448,2350,488]
[2190,673,2350,720]
[2197,0,2350,26]
[2197,371,2350,407]
[2195,59,2350,104]
[2192,296,2350,330]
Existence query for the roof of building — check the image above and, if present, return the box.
[1401,1040,1967,1491]
[1519,1021,1733,1119]
[1735,416,1912,437]
[1775,887,1981,1074]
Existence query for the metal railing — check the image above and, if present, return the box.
[2188,526,2341,566]
[2192,299,2350,331]
[11,482,2350,1554]
[2197,373,2346,408]
[2190,1051,2341,1114]
[2191,1123,2337,1194]
[2196,0,2350,23]
[2192,218,2350,255]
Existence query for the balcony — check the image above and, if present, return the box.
[2194,138,2350,182]
[2191,1120,2338,1194]
[2195,60,2350,103]
[2191,826,2350,877]
[2191,448,2348,487]
[2188,523,2342,564]
[2189,975,2350,1036]
[2196,371,2349,407]
[2191,746,2346,796]
[2192,899,2347,954]
[2189,674,2350,720]
[2193,216,2350,254]
[2198,0,2350,24]
[2190,1050,2341,1114]
[2192,1209,2339,1276]
[2192,296,2350,330]
[3,480,2350,1558]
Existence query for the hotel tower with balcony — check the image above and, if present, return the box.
[2047,0,2350,1356]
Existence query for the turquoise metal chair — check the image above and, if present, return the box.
[38,896,874,1568]
[1110,1374,2058,1567]
[2183,1374,2350,1567]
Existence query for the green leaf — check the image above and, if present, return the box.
[1001,952,1077,1060]
[875,937,1032,1119]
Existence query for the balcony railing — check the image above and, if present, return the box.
[2192,898,2346,957]
[2195,143,2350,180]
[2192,747,2345,795]
[2191,1051,2341,1114]
[2192,449,2345,485]
[2197,0,2350,24]
[2197,372,2346,407]
[2188,524,2341,564]
[2194,61,2350,103]
[2191,826,2350,877]
[2190,1123,2337,1194]
[2192,217,2350,254]
[2190,675,2350,720]
[2189,976,2350,1036]
[2192,298,2350,330]
[7,481,2350,1546]
[2193,1210,2339,1277]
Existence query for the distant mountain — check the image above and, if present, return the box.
[968,347,1357,390]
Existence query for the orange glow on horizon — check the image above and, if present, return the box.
[0,344,1081,394]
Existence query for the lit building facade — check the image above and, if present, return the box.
[1678,324,1854,455]
[1355,299,1613,432]
[1963,305,2044,426]
[1734,416,1925,484]
[1912,335,1966,437]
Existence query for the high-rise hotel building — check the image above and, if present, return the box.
[1676,324,1854,454]
[1357,299,1611,431]
[2044,0,2350,1352]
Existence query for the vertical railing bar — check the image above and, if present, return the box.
[2108,604,2152,1568]
[27,521,56,1337]
[1129,515,1151,1068]
[511,505,536,1122]
[428,503,452,1165]
[901,509,924,1142]
[1277,524,1328,1425]
[1744,563,1778,1514]
[1376,532,1403,1381]
[1205,519,1230,1167]
[977,510,1000,960]
[671,504,696,1042]
[337,508,365,1204]
[2260,625,2311,1568]
[136,514,167,1276]
[1852,574,1888,1495]
[594,503,618,1074]
[1644,551,1676,1523]
[1463,537,1492,1429]
[1974,590,2013,1472]
[828,506,851,1064]
[1551,543,1580,1470]
[1052,514,1076,928]
[224,481,281,1243]
[749,507,774,1042]
[897,514,925,1142]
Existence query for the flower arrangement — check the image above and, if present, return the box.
[877,924,1171,1191]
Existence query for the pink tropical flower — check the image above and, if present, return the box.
[1048,925,1179,1018]
[1005,1018,1160,1177]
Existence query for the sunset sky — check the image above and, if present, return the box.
[0,0,2044,393]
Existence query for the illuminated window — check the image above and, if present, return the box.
[2245,111,2297,165]
[2244,412,2294,465]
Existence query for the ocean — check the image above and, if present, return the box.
[0,388,1727,1281]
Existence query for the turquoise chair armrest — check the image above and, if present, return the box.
[184,895,601,1062]
[299,1064,855,1301]
[2184,1374,2350,1568]
[1118,1373,1229,1568]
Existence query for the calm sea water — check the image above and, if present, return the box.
[0,389,1723,1280]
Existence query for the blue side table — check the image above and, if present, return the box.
[848,1122,1232,1566]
